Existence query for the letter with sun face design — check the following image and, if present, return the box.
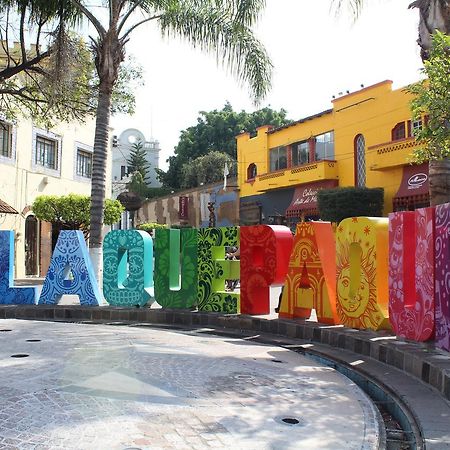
[336,217,390,331]
[389,208,435,342]
[278,222,339,324]
[240,225,293,315]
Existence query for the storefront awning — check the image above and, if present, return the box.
[393,162,429,210]
[286,180,338,218]
[0,198,18,214]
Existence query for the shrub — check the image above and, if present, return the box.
[318,187,384,223]
[137,222,168,233]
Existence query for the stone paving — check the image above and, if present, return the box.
[0,320,381,449]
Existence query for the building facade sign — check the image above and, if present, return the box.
[179,196,189,220]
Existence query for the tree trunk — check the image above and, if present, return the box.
[89,86,112,250]
[429,158,450,206]
[410,0,450,59]
[89,85,112,282]
[88,22,124,280]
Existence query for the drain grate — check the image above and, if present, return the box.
[271,359,285,364]
[0,329,12,332]
[282,417,300,425]
[26,339,41,342]
[11,354,29,358]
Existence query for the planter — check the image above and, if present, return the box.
[117,191,143,212]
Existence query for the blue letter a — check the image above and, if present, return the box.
[39,230,102,306]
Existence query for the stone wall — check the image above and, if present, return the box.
[137,179,239,228]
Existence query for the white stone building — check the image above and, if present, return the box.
[0,116,111,278]
[112,128,161,189]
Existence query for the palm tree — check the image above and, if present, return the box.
[68,0,272,276]
[408,0,449,60]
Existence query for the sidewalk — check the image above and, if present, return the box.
[0,319,381,450]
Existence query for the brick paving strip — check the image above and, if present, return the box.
[1,305,450,448]
[0,319,381,450]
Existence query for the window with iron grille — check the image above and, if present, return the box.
[76,149,92,178]
[0,121,12,158]
[36,135,58,169]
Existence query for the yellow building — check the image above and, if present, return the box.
[0,116,112,278]
[237,80,429,226]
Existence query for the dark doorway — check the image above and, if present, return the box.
[25,215,39,276]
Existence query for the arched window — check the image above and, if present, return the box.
[354,134,366,187]
[391,122,406,141]
[247,163,257,180]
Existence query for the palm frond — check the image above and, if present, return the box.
[154,1,272,103]
[331,0,365,18]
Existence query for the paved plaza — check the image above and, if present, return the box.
[0,320,381,449]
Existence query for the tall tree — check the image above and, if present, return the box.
[180,151,235,188]
[67,0,273,275]
[158,103,290,189]
[0,0,93,123]
[127,140,150,183]
[0,1,141,124]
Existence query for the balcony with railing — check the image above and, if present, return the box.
[245,160,339,193]
[368,137,420,170]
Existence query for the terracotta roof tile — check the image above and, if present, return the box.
[0,198,18,214]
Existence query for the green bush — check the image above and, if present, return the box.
[318,187,384,223]
[32,194,124,236]
[137,222,168,233]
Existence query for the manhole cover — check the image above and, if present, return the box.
[0,329,12,332]
[26,339,41,342]
[281,417,301,425]
[11,354,29,358]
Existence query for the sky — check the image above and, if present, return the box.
[110,0,423,170]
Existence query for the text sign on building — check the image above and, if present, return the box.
[179,196,189,220]
[293,187,319,206]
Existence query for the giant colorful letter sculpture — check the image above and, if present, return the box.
[240,225,293,315]
[103,230,153,307]
[434,203,450,351]
[197,227,240,313]
[278,222,339,324]
[0,231,37,304]
[39,230,101,305]
[336,217,390,330]
[389,208,435,341]
[154,228,198,309]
